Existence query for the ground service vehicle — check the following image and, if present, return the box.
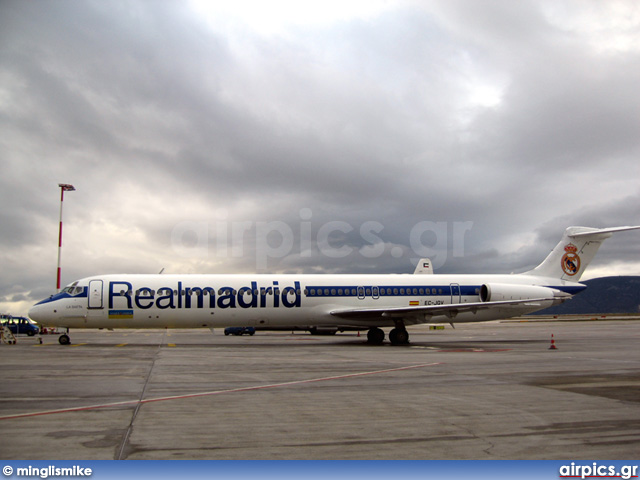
[1,315,39,336]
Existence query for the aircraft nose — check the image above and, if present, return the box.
[28,302,47,324]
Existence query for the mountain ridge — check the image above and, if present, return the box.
[533,276,640,315]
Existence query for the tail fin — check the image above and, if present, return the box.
[525,226,640,281]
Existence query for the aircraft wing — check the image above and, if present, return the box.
[330,297,556,322]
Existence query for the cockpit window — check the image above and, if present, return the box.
[62,282,81,295]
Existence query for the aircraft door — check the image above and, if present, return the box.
[450,283,461,304]
[88,280,103,309]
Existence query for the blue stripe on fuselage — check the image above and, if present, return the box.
[546,284,587,295]
[33,288,88,305]
[304,285,482,297]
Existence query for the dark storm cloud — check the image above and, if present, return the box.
[1,0,639,313]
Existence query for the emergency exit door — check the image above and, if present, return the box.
[450,283,461,304]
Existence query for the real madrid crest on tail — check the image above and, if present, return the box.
[561,243,580,276]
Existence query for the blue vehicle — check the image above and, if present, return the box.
[224,326,256,336]
[1,315,39,336]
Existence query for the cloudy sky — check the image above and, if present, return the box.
[2,0,639,315]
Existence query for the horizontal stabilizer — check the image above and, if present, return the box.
[569,226,640,238]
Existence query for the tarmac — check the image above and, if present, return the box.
[1,318,639,460]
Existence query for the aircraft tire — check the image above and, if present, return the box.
[389,328,409,345]
[367,328,385,345]
[59,334,70,345]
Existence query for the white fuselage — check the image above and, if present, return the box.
[28,273,582,330]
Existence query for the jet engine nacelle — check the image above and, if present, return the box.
[480,283,568,304]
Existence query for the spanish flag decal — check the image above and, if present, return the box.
[409,301,419,306]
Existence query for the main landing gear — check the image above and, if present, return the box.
[367,327,385,345]
[389,327,409,345]
[367,322,410,346]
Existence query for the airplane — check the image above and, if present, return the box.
[28,225,640,346]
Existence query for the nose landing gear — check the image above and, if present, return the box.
[58,328,71,345]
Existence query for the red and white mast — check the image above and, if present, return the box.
[56,183,75,292]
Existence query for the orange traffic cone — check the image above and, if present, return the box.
[549,334,557,350]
